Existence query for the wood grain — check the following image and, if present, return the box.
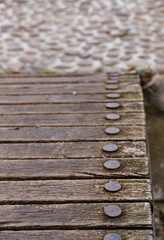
[0,179,151,202]
[0,126,146,142]
[0,158,149,179]
[0,230,153,240]
[0,102,144,114]
[0,203,152,228]
[0,141,146,159]
[0,113,146,127]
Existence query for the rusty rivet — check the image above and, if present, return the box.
[106,93,120,99]
[104,160,120,170]
[106,114,120,120]
[104,205,122,218]
[104,233,122,240]
[106,80,119,84]
[106,84,119,90]
[106,103,120,109]
[105,127,120,135]
[104,182,121,192]
[102,144,118,152]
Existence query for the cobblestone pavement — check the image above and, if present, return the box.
[0,0,164,74]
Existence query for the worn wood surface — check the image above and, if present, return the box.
[0,158,149,179]
[0,73,153,238]
[0,230,154,240]
[0,92,143,104]
[0,126,145,142]
[0,141,147,159]
[0,102,144,114]
[0,113,146,126]
[0,203,152,228]
[0,179,151,202]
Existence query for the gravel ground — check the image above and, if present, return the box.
[0,0,164,74]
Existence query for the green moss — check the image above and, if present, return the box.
[43,70,56,74]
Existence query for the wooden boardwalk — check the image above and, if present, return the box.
[0,72,154,239]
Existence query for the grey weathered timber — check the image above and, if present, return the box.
[0,126,145,142]
[0,113,146,126]
[0,230,154,240]
[0,179,151,202]
[0,158,149,179]
[0,203,152,228]
[0,102,144,114]
[0,92,143,104]
[0,82,141,95]
[0,141,146,159]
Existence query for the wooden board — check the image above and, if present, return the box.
[0,113,146,127]
[0,102,144,114]
[0,92,143,104]
[0,179,151,202]
[0,203,152,228]
[0,158,149,179]
[0,230,154,240]
[0,82,141,95]
[0,126,145,142]
[0,141,146,159]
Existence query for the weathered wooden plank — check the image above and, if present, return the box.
[0,102,144,114]
[0,113,145,127]
[0,141,146,159]
[0,158,149,179]
[0,203,152,228]
[0,92,143,104]
[0,126,146,142]
[0,230,154,240]
[0,179,151,202]
[0,82,141,95]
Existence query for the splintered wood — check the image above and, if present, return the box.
[0,73,153,239]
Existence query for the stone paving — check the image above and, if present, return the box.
[0,0,164,71]
[1,0,164,74]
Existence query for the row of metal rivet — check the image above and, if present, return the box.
[102,72,122,240]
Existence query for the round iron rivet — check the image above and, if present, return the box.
[104,233,122,240]
[106,80,119,84]
[104,205,122,218]
[106,93,120,99]
[105,127,120,135]
[106,114,120,120]
[102,144,118,152]
[104,160,120,170]
[106,103,120,109]
[106,84,119,90]
[104,182,121,192]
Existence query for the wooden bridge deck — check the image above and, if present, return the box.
[0,72,154,239]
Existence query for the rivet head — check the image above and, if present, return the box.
[106,80,119,84]
[104,182,121,192]
[106,103,120,109]
[104,160,120,170]
[104,233,122,240]
[105,127,120,135]
[104,205,122,218]
[106,114,120,120]
[106,93,120,99]
[102,144,118,152]
[106,84,119,90]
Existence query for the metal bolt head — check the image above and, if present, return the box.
[106,114,120,120]
[104,160,120,170]
[105,127,120,135]
[104,205,122,218]
[104,233,122,240]
[106,80,119,84]
[106,84,119,90]
[106,93,120,99]
[104,182,121,192]
[102,144,118,152]
[106,103,120,109]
